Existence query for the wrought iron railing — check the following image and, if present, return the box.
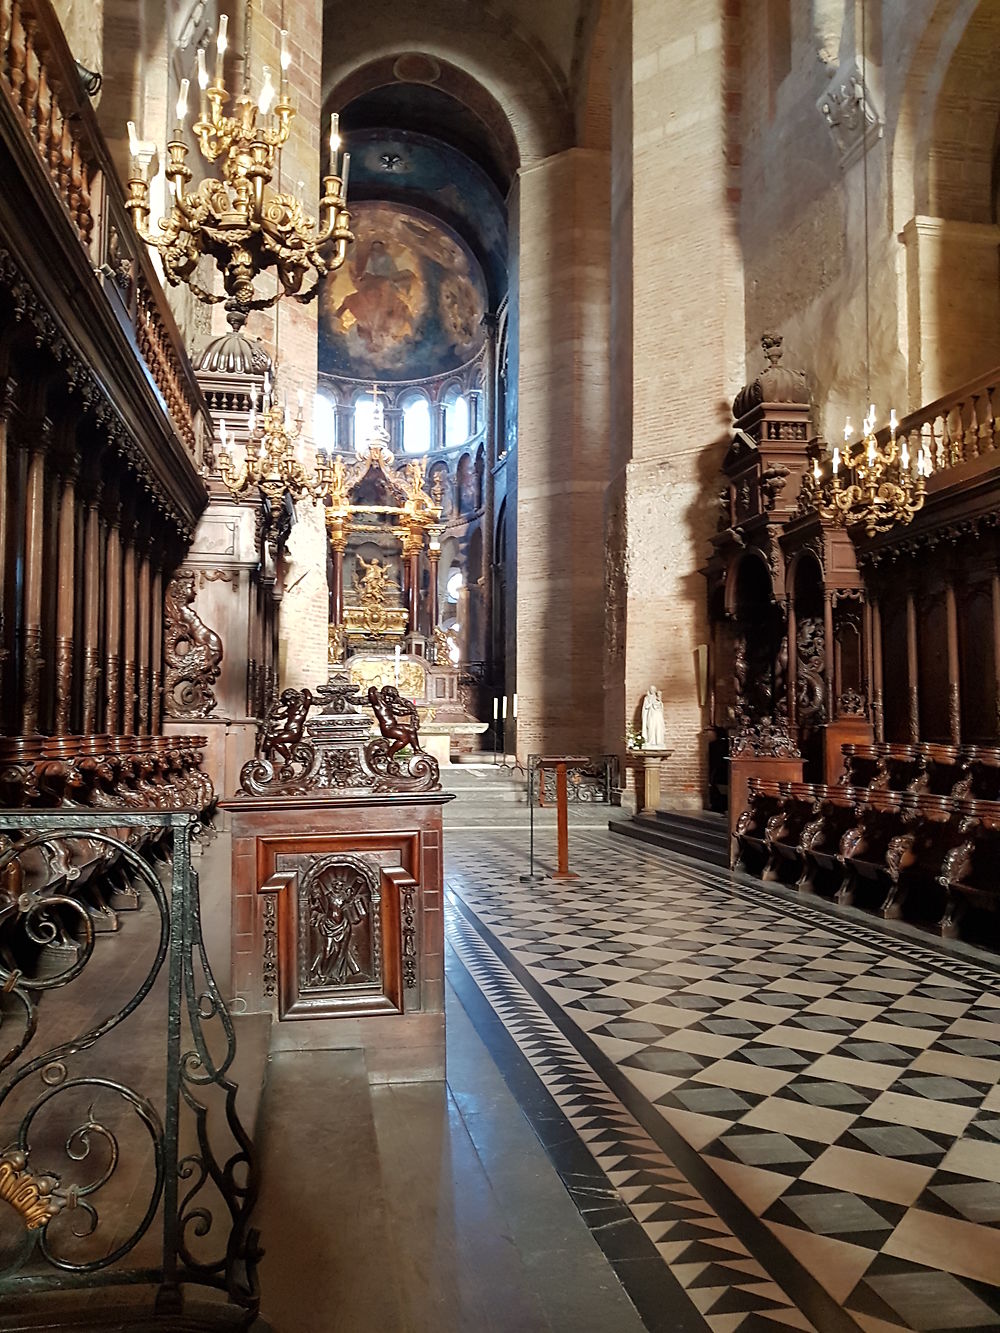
[0,809,260,1325]
[527,753,620,806]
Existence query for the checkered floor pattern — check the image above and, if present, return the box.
[445,825,1000,1333]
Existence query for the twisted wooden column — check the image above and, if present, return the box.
[53,457,79,734]
[103,497,123,734]
[150,559,164,733]
[823,590,835,723]
[0,372,15,713]
[137,534,152,734]
[81,481,103,734]
[906,586,920,743]
[21,430,49,734]
[785,594,797,727]
[120,513,138,734]
[945,577,961,746]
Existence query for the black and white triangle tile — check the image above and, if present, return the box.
[448,904,817,1333]
[445,823,1000,1330]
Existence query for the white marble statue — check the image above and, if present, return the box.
[641,685,665,749]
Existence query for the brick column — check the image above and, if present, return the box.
[515,147,611,760]
[608,0,745,805]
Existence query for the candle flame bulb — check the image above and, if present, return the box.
[127,120,140,158]
[219,418,227,448]
[329,112,340,154]
[280,29,291,72]
[813,457,820,482]
[176,78,189,123]
[832,446,840,476]
[217,13,228,54]
[890,408,898,434]
[197,48,208,89]
[258,66,275,116]
[248,408,256,434]
[844,418,853,441]
[901,439,910,470]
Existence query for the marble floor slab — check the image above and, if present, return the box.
[443,810,1000,1333]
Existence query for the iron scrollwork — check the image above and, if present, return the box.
[0,812,261,1321]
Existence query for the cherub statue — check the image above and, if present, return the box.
[368,685,420,757]
[258,688,313,772]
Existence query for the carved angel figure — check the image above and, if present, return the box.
[368,685,420,757]
[257,688,313,772]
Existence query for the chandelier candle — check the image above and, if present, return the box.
[125,1,353,318]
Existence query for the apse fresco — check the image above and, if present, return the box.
[319,202,488,382]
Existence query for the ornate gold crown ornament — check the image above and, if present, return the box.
[0,1149,62,1232]
[125,1,352,319]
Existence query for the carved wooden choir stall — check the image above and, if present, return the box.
[0,0,217,834]
[710,335,1000,947]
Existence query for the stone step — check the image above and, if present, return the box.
[610,813,731,869]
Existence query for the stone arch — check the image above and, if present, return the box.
[324,20,572,170]
[893,0,1000,403]
[891,0,981,231]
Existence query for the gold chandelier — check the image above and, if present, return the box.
[125,1,352,316]
[811,407,930,538]
[808,0,931,538]
[216,372,317,504]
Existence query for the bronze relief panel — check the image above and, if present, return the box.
[274,850,403,1020]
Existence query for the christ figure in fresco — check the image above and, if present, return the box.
[333,237,418,354]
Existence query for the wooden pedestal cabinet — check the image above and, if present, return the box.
[222,792,453,1082]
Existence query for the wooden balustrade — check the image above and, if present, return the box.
[878,365,1000,478]
[0,0,211,466]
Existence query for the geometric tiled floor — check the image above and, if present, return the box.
[445,821,1000,1332]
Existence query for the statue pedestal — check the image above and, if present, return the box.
[626,750,673,814]
[221,791,453,1082]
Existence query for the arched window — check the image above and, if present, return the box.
[443,391,470,448]
[445,566,463,603]
[353,395,376,454]
[402,396,431,454]
[314,393,336,448]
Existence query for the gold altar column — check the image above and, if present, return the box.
[104,497,123,733]
[21,433,49,734]
[328,521,347,628]
[428,541,440,633]
[121,516,138,733]
[54,458,78,734]
[405,533,421,635]
[137,536,151,734]
[81,483,102,733]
